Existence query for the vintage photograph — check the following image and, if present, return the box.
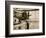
[13,8,39,30]
[5,1,45,37]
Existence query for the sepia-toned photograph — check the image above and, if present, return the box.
[5,1,45,37]
[13,8,39,30]
[9,4,43,34]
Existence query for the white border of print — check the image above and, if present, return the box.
[9,5,43,35]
